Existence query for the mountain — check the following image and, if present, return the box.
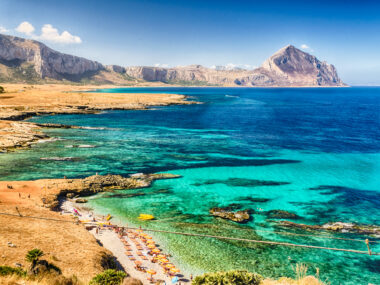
[0,34,104,82]
[125,45,345,87]
[0,33,345,86]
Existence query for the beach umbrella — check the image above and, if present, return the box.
[170,268,180,273]
[134,260,142,266]
[146,269,156,281]
[160,258,169,263]
[146,240,155,244]
[152,248,160,254]
[157,254,166,258]
[145,235,152,239]
[147,244,156,249]
[165,264,175,269]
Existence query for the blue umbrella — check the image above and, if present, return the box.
[171,276,178,284]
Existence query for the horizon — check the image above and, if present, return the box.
[1,0,380,85]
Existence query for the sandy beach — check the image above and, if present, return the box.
[61,200,189,285]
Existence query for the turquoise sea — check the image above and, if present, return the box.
[1,87,379,284]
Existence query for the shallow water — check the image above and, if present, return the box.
[1,87,379,284]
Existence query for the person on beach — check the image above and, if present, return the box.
[96,227,99,235]
[190,274,193,282]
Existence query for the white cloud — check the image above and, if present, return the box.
[0,26,9,33]
[210,63,255,71]
[16,21,35,35]
[300,44,314,52]
[14,21,81,44]
[39,24,81,44]
[154,63,169,68]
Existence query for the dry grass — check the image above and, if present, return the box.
[0,201,114,281]
[0,273,87,285]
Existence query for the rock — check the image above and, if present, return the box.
[74,198,88,203]
[266,210,301,219]
[0,34,103,80]
[106,65,126,74]
[210,207,251,223]
[278,221,380,236]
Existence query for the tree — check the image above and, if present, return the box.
[0,86,4,93]
[192,270,262,285]
[90,269,127,285]
[25,249,44,268]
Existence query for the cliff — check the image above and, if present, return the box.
[0,33,345,86]
[125,45,345,87]
[0,34,104,82]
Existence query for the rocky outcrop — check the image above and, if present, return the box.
[266,210,302,219]
[106,65,126,74]
[40,173,181,209]
[210,207,251,223]
[257,45,344,86]
[0,34,103,80]
[125,45,345,87]
[278,221,380,236]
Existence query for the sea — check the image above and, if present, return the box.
[1,87,379,284]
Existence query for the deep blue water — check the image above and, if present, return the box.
[1,87,379,284]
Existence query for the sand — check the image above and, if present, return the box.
[61,201,189,285]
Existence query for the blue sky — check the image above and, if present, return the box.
[1,0,380,85]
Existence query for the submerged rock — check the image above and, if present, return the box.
[210,207,251,223]
[266,210,301,219]
[278,221,380,236]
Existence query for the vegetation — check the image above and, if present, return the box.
[0,85,4,93]
[26,248,45,264]
[0,266,26,277]
[192,270,262,285]
[89,269,127,285]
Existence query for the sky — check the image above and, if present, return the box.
[1,0,380,85]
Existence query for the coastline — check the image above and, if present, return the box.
[0,173,183,282]
[0,83,197,152]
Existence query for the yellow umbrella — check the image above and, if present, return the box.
[146,269,156,275]
[152,248,160,253]
[157,254,166,258]
[146,240,155,244]
[160,258,169,263]
[170,268,180,273]
[145,235,153,239]
[147,244,156,249]
[166,264,175,269]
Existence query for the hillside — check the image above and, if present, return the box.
[0,34,345,86]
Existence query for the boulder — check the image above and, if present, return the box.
[210,207,250,223]
[266,210,301,219]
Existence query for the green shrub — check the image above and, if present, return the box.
[26,248,44,263]
[192,270,262,285]
[0,265,26,277]
[90,269,127,285]
[0,86,4,93]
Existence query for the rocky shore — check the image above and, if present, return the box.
[0,83,197,152]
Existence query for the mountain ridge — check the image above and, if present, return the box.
[0,34,346,86]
